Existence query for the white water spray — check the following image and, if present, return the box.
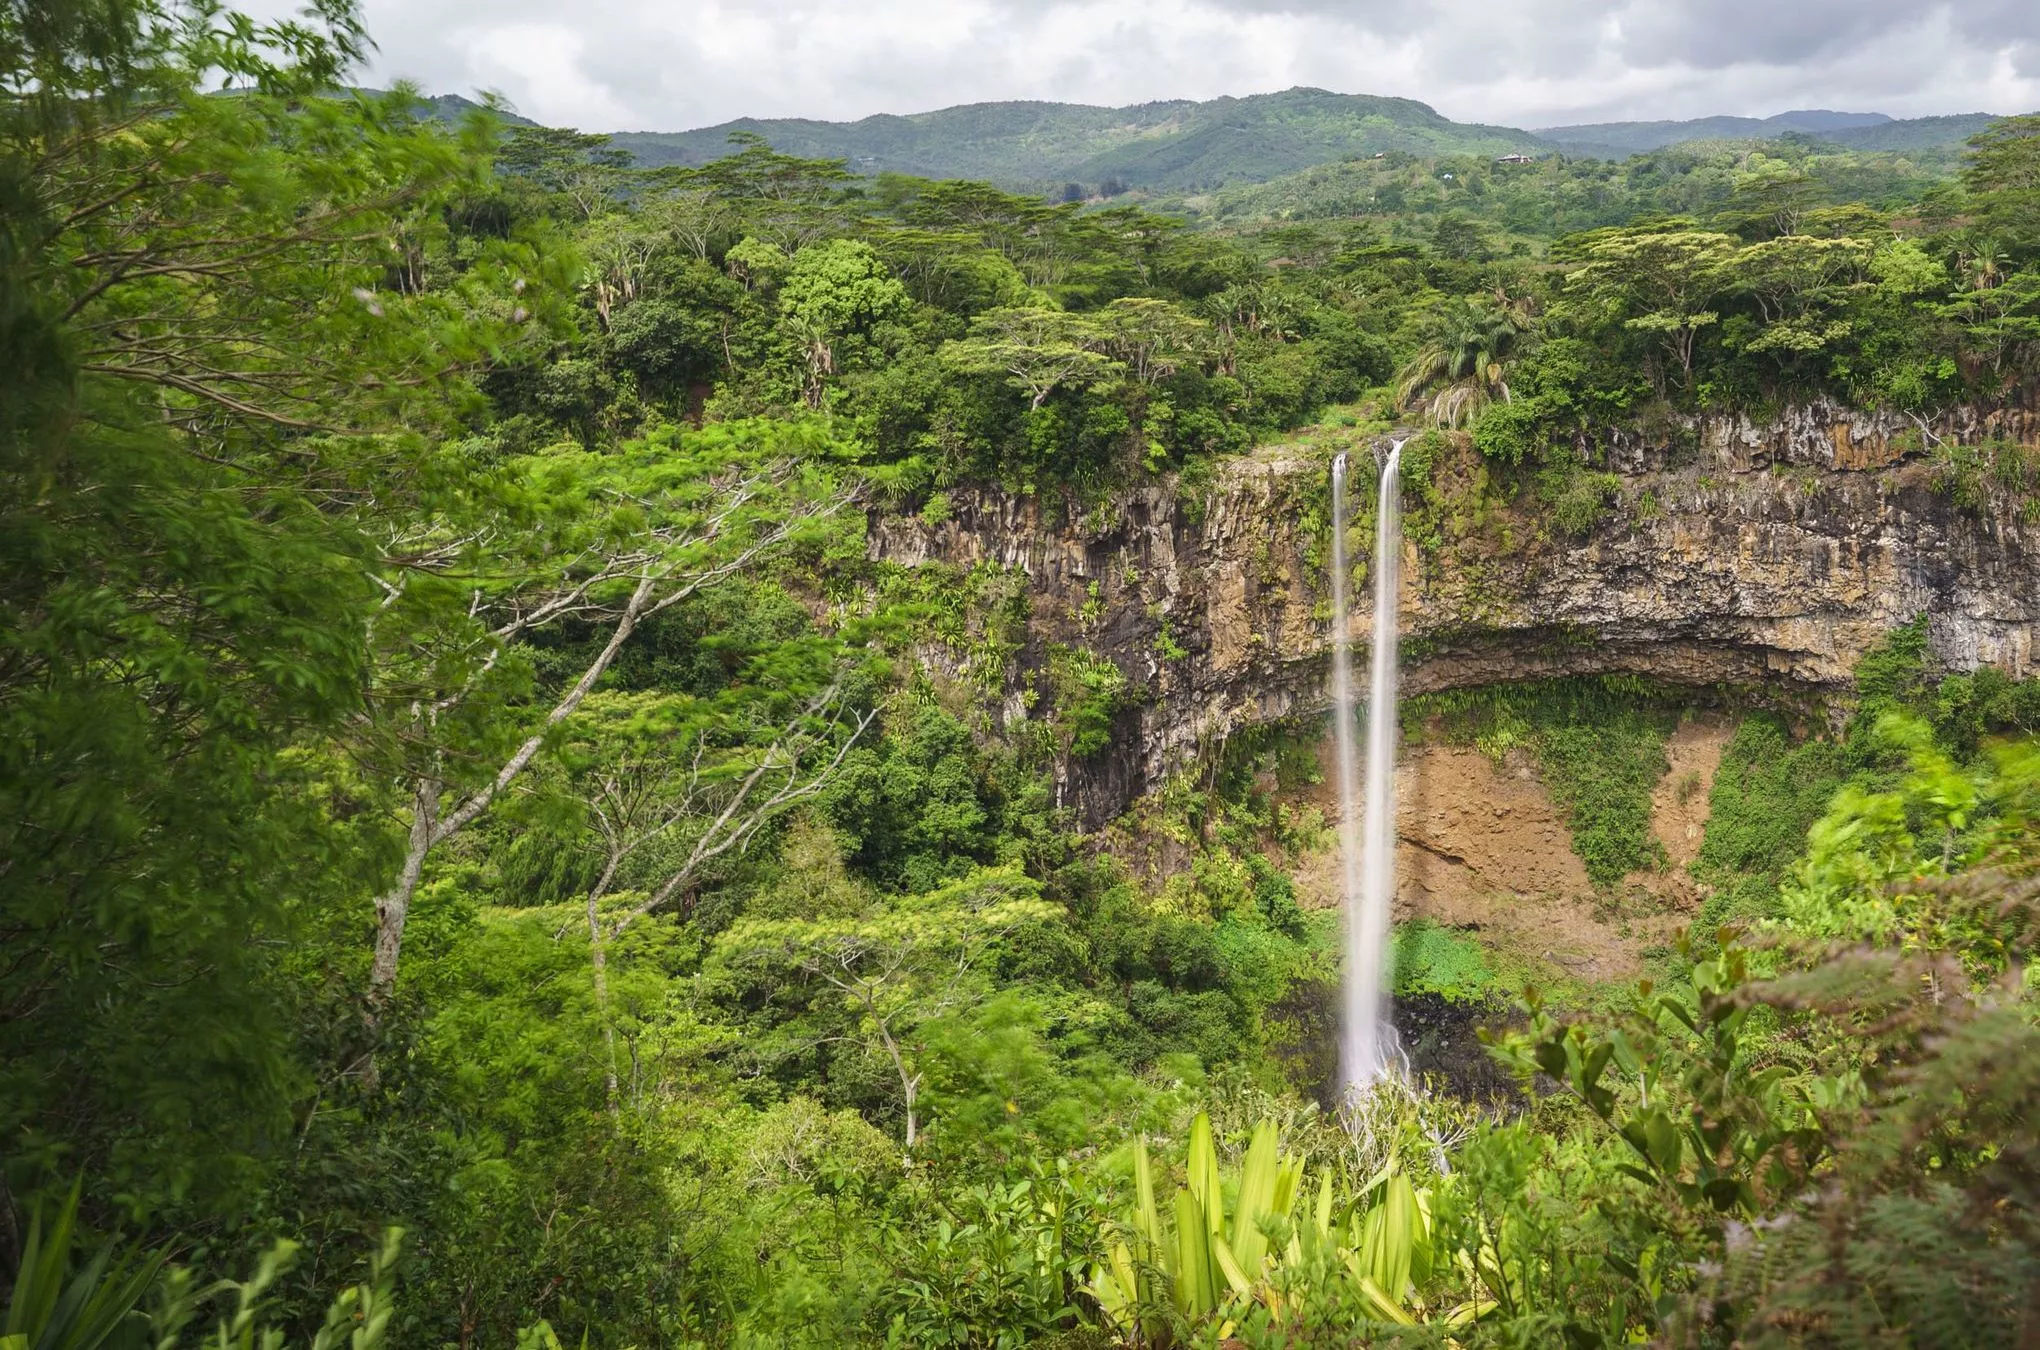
[1332,443,1405,1094]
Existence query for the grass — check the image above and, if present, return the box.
[1391,920,1497,1001]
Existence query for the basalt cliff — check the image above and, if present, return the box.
[869,402,2040,827]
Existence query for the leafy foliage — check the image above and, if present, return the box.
[0,0,549,1221]
[1500,746,2040,1343]
[1392,922,1497,1002]
[1048,645,1132,760]
[1692,715,1849,929]
[2,1184,407,1350]
[1087,1109,1473,1344]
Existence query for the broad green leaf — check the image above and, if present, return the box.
[1229,1117,1280,1274]
[1172,1189,1216,1317]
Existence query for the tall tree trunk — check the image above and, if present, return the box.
[369,777,439,1009]
[875,1019,919,1158]
[586,852,623,1107]
[364,576,655,1028]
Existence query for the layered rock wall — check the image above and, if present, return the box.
[868,403,2040,826]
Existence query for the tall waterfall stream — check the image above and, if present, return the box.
[1331,443,1405,1095]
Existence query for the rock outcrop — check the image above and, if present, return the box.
[868,402,2040,826]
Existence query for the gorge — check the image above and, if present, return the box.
[13,27,2040,1340]
[869,400,2040,830]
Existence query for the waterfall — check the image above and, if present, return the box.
[1332,443,1405,1094]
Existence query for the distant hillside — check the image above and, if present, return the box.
[410,92,535,127]
[347,90,537,127]
[608,87,1552,192]
[430,84,2020,192]
[1196,135,1957,239]
[1823,113,2007,151]
[1539,108,2008,157]
[610,100,1187,182]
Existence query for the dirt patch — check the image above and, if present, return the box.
[1652,716,1730,869]
[1619,714,1732,911]
[1396,745,1592,906]
[1120,719,1736,988]
[1292,743,1655,983]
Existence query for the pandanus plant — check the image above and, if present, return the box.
[0,1184,404,1350]
[0,1183,165,1350]
[1088,1112,1488,1345]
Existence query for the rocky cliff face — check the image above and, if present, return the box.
[868,402,2040,826]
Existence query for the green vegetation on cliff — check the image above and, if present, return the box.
[1406,678,1678,887]
[1692,715,1849,928]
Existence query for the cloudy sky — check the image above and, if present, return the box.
[287,0,2040,133]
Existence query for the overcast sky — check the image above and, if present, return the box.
[286,0,2040,133]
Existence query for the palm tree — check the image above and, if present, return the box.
[1395,296,1527,427]
[1963,237,2007,292]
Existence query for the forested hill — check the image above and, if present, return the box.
[498,85,2013,193]
[1539,109,1894,157]
[608,86,1552,192]
[1540,108,2010,157]
[1197,135,1961,232]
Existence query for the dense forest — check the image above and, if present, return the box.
[3,2,2039,1348]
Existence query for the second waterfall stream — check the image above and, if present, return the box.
[1330,442,1405,1095]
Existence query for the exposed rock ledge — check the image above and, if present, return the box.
[868,401,2040,826]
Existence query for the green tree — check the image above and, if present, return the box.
[711,867,1055,1154]
[1942,268,2040,381]
[777,239,910,406]
[1781,713,2039,964]
[1561,227,1736,392]
[603,260,746,396]
[1395,296,1526,427]
[870,226,1031,314]
[1431,211,1495,261]
[639,180,739,261]
[357,421,855,1027]
[1725,234,1870,358]
[1094,297,1209,386]
[1963,114,2040,256]
[939,306,1121,410]
[682,134,856,251]
[553,683,874,1101]
[1718,154,1818,239]
[0,0,541,1218]
[578,213,663,328]
[498,126,632,221]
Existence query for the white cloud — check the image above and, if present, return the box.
[252,0,2040,131]
[464,23,636,128]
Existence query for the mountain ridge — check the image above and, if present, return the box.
[604,87,1553,191]
[1535,107,2008,156]
[1537,109,1887,155]
[421,87,2022,191]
